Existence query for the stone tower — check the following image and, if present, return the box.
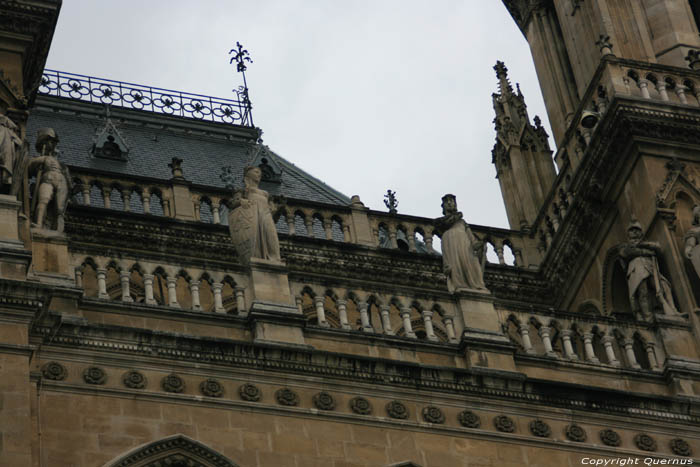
[491,61,557,230]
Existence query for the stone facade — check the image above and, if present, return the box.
[2,1,700,466]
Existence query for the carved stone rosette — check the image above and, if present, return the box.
[494,415,515,433]
[123,370,147,389]
[529,419,551,437]
[161,374,185,393]
[670,438,692,457]
[312,391,335,410]
[386,400,409,419]
[565,424,587,442]
[634,433,657,452]
[83,366,106,385]
[41,361,67,381]
[422,406,445,424]
[276,388,299,406]
[458,410,480,428]
[239,383,261,402]
[599,429,621,447]
[349,396,372,415]
[199,379,224,398]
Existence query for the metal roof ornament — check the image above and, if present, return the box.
[384,189,398,214]
[229,42,254,127]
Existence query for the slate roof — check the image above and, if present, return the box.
[26,96,350,206]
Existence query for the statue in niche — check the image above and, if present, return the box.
[0,109,23,195]
[620,219,678,320]
[436,194,487,292]
[228,166,283,265]
[684,205,700,280]
[27,128,72,232]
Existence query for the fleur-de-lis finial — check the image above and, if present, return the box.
[384,190,398,214]
[229,41,254,126]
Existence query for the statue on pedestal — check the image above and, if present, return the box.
[684,205,700,281]
[28,128,71,232]
[620,219,677,320]
[436,194,487,292]
[228,166,283,265]
[0,110,23,195]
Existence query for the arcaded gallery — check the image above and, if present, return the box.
[1,0,700,466]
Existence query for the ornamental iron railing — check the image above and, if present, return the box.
[38,70,253,126]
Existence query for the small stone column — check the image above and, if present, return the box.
[102,187,111,209]
[82,185,91,206]
[601,336,621,367]
[623,338,641,369]
[305,217,314,237]
[166,277,180,308]
[193,200,201,220]
[189,280,201,310]
[495,245,505,265]
[514,249,523,267]
[407,234,416,252]
[120,270,133,302]
[234,287,246,315]
[388,227,398,249]
[143,274,156,305]
[538,326,557,357]
[399,307,416,338]
[638,79,651,99]
[212,282,224,313]
[75,267,83,289]
[212,202,221,225]
[561,330,579,360]
[424,233,434,253]
[676,85,688,104]
[656,81,669,101]
[323,219,333,240]
[358,301,373,332]
[443,316,457,343]
[645,342,659,370]
[295,296,303,314]
[142,193,151,214]
[421,310,438,341]
[380,305,394,335]
[519,325,536,354]
[287,215,296,236]
[314,296,330,327]
[336,299,351,330]
[96,268,109,299]
[122,190,132,212]
[342,224,351,242]
[582,333,600,363]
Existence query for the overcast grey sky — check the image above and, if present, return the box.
[45,0,552,229]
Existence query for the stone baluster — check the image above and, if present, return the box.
[519,325,536,354]
[581,128,592,145]
[96,268,109,299]
[550,212,560,231]
[601,336,621,366]
[399,307,417,338]
[102,187,111,209]
[421,310,438,341]
[443,316,457,343]
[295,296,303,314]
[122,190,131,212]
[75,267,83,289]
[622,338,641,369]
[314,296,330,327]
[193,199,201,220]
[380,305,394,335]
[561,330,578,360]
[212,282,224,313]
[305,217,314,237]
[82,184,91,206]
[656,81,669,101]
[166,277,180,308]
[676,85,689,104]
[287,213,296,236]
[388,227,398,249]
[638,79,651,99]
[323,219,333,240]
[495,244,505,265]
[234,287,246,315]
[189,280,201,310]
[544,230,553,249]
[143,274,156,305]
[142,192,151,214]
[119,270,133,302]
[342,224,351,243]
[538,326,557,357]
[336,299,351,330]
[514,249,523,267]
[358,301,373,332]
[212,202,221,224]
[163,198,172,217]
[407,233,416,252]
[645,342,659,370]
[424,233,434,253]
[582,333,600,363]
[372,228,379,244]
[597,99,607,115]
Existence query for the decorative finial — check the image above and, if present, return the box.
[493,60,513,95]
[229,42,255,126]
[168,157,184,179]
[686,49,700,71]
[384,190,398,214]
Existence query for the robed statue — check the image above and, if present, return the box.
[619,219,678,320]
[0,109,24,195]
[228,166,283,265]
[28,128,72,232]
[684,205,700,281]
[435,194,487,292]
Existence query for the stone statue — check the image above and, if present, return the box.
[684,205,700,281]
[28,128,71,232]
[0,110,22,194]
[436,194,487,292]
[228,166,282,265]
[620,219,678,319]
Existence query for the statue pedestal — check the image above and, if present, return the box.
[247,258,307,348]
[29,227,74,286]
[0,194,31,279]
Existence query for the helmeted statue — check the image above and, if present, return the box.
[0,109,23,194]
[228,166,282,265]
[436,194,487,292]
[684,205,700,281]
[620,219,678,320]
[28,128,72,232]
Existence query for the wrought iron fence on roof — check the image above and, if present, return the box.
[38,69,253,126]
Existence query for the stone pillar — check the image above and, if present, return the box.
[645,342,660,370]
[295,296,303,314]
[102,187,111,209]
[407,234,416,252]
[676,85,688,104]
[399,307,416,338]
[74,267,83,289]
[601,336,621,367]
[519,325,536,354]
[514,249,523,267]
[342,224,351,242]
[193,200,201,220]
[166,277,180,308]
[623,338,641,369]
[380,305,394,335]
[582,333,600,363]
[212,202,221,224]
[421,310,438,341]
[212,282,225,313]
[561,330,578,360]
[358,301,373,332]
[424,232,434,252]
[143,274,156,305]
[323,219,333,240]
[538,326,557,357]
[495,244,505,265]
[189,280,201,310]
[314,295,330,327]
[656,82,669,101]
[443,316,457,343]
[119,270,133,303]
[336,299,351,330]
[122,190,131,212]
[82,185,91,206]
[96,268,109,299]
[142,192,151,214]
[348,195,375,246]
[234,287,247,315]
[305,217,314,237]
[388,227,398,249]
[638,79,651,99]
[287,214,296,236]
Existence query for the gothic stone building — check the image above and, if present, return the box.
[2,1,700,466]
